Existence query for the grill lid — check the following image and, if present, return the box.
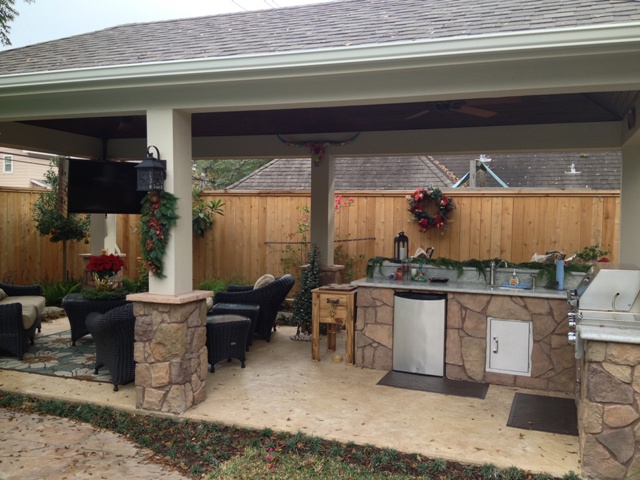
[577,263,640,312]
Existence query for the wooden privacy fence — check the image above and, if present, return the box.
[0,187,620,286]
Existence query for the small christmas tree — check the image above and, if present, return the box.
[291,244,321,340]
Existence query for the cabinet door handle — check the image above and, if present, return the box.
[326,298,340,305]
[492,337,499,354]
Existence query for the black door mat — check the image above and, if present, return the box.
[507,393,578,436]
[377,371,488,399]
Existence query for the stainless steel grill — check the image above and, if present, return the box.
[567,263,640,358]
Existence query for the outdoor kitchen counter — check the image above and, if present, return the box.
[352,276,576,393]
[351,277,568,300]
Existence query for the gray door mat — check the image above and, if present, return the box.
[377,371,488,399]
[507,393,578,436]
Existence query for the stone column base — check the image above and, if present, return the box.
[128,290,212,415]
[319,265,345,286]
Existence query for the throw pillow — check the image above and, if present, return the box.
[0,288,6,301]
[254,274,275,290]
[206,297,213,312]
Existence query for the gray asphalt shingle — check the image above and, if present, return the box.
[228,152,621,190]
[2,0,640,75]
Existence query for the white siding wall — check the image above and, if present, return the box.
[0,147,52,188]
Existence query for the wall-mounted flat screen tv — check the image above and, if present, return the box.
[67,159,145,214]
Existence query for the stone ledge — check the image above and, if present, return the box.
[127,290,212,305]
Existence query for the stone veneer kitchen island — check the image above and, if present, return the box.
[352,269,576,393]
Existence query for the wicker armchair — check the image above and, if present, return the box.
[86,303,135,392]
[0,303,36,359]
[62,293,129,345]
[213,274,295,342]
[0,282,44,359]
[0,282,42,332]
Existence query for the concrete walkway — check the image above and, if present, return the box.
[0,409,188,479]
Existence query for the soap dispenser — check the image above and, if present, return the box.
[508,269,520,286]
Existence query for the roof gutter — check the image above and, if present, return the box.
[1,22,640,96]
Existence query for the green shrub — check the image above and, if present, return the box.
[197,278,228,294]
[40,278,82,306]
[502,466,526,480]
[562,471,581,480]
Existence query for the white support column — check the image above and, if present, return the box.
[89,214,107,255]
[310,154,335,267]
[146,109,193,295]
[620,130,640,266]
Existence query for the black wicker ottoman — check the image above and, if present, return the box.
[62,293,129,345]
[208,303,260,350]
[205,314,251,372]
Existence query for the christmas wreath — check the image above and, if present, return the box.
[407,186,455,232]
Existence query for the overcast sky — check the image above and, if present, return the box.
[2,0,332,50]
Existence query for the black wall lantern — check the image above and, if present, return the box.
[135,145,167,192]
[394,231,409,261]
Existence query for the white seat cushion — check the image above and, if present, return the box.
[254,274,275,290]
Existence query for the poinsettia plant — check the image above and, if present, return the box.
[86,254,126,279]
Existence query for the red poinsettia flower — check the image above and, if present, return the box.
[413,188,424,201]
[86,254,126,276]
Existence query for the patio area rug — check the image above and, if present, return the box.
[0,330,111,383]
[377,371,489,399]
[507,393,578,436]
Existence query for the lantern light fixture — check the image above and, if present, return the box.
[135,145,167,192]
[394,231,409,262]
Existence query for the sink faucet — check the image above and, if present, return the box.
[489,259,509,286]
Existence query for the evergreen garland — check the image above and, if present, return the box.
[140,190,179,279]
[291,244,321,336]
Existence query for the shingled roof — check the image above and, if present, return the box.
[228,151,621,190]
[3,0,640,75]
[228,156,455,190]
[440,151,622,189]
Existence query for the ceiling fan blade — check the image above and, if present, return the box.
[458,105,497,118]
[405,108,430,120]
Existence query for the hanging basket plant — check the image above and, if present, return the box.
[140,190,179,279]
[407,185,455,232]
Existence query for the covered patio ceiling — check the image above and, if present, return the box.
[19,91,639,139]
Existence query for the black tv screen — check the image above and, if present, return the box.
[67,159,145,214]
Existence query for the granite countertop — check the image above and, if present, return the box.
[578,319,640,345]
[351,277,569,300]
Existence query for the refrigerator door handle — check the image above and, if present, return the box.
[492,336,499,354]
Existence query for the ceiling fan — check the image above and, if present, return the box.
[405,100,497,120]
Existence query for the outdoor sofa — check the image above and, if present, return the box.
[0,282,45,359]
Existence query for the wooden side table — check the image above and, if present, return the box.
[311,285,357,364]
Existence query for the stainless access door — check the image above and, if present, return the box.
[393,292,447,376]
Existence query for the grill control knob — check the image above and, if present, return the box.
[568,319,576,328]
[568,331,577,344]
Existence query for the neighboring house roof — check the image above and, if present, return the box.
[228,152,621,190]
[3,0,640,75]
[440,151,622,189]
[228,156,454,190]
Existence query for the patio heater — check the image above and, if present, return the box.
[394,231,409,262]
[135,145,167,192]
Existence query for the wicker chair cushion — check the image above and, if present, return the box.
[0,296,45,329]
[0,289,6,301]
[206,297,214,312]
[254,274,275,290]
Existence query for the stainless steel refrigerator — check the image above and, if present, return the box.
[393,292,447,376]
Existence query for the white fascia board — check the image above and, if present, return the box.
[1,22,640,96]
